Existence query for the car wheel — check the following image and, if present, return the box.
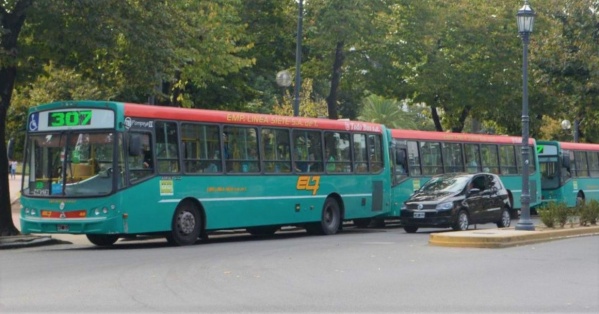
[496,207,511,228]
[86,234,119,246]
[166,201,201,246]
[452,210,469,231]
[403,226,418,233]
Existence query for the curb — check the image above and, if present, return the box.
[0,235,71,250]
[429,226,599,248]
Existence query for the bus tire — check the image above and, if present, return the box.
[576,192,585,207]
[167,201,201,246]
[307,198,341,235]
[87,234,119,246]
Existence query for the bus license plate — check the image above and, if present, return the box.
[413,212,425,219]
[57,224,69,232]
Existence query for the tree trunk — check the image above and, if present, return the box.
[431,106,443,132]
[326,41,344,120]
[452,107,469,133]
[0,0,33,236]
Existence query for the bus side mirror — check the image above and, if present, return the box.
[561,154,571,173]
[129,134,141,157]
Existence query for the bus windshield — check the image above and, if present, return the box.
[23,131,118,197]
[539,157,560,190]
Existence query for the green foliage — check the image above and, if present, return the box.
[538,202,570,228]
[533,0,599,143]
[272,78,328,118]
[580,200,599,226]
[357,95,434,130]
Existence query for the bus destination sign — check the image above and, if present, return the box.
[29,108,115,131]
[48,110,92,127]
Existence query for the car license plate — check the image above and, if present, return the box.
[413,212,425,218]
[57,224,69,232]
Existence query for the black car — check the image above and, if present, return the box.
[400,173,513,233]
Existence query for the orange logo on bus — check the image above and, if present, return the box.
[297,176,320,195]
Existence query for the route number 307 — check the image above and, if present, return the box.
[49,110,92,127]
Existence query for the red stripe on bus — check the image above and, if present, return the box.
[391,129,534,145]
[123,103,383,133]
[559,142,599,151]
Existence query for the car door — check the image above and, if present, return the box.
[465,175,487,223]
[484,174,505,223]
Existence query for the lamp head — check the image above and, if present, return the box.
[517,1,535,34]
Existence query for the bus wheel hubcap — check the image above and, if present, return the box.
[178,211,196,235]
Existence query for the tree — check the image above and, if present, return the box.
[1,0,32,236]
[0,0,255,236]
[303,0,394,119]
[357,95,434,130]
[533,0,599,143]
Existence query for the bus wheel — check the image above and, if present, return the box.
[307,198,341,235]
[576,192,585,207]
[86,234,119,246]
[167,201,201,246]
[247,226,279,236]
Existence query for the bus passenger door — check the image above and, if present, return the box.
[389,141,409,216]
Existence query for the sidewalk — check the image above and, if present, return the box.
[429,224,599,248]
[1,174,68,249]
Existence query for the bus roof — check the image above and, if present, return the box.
[391,129,534,145]
[124,103,383,133]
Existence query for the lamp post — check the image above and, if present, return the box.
[293,0,304,117]
[516,0,535,231]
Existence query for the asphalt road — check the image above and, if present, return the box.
[1,225,597,313]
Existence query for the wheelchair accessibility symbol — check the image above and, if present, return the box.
[29,113,39,131]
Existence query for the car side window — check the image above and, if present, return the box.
[471,176,485,191]
[488,175,502,192]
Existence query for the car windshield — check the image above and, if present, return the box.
[419,176,470,193]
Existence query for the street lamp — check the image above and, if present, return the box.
[293,0,304,117]
[516,0,535,231]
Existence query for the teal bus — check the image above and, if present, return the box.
[389,129,543,219]
[537,140,599,206]
[19,101,403,246]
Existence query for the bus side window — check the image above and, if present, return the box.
[407,141,421,176]
[262,128,291,173]
[155,121,180,173]
[353,134,368,173]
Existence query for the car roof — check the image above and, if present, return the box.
[432,172,497,180]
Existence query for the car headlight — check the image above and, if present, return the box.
[401,204,407,210]
[435,202,453,210]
